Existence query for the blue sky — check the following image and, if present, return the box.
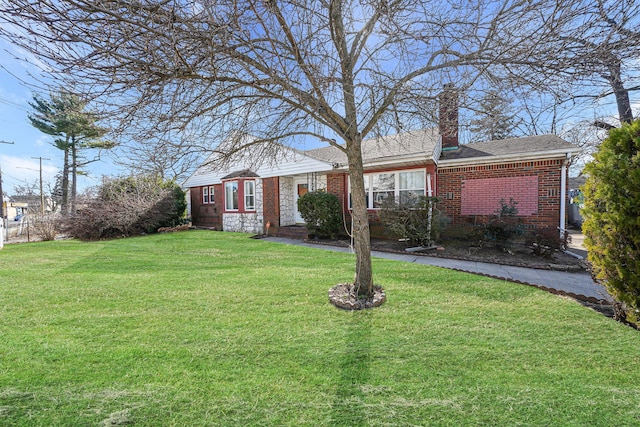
[0,39,116,196]
[1,25,637,197]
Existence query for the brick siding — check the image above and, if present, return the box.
[262,177,281,234]
[437,159,567,229]
[461,176,538,216]
[190,184,223,229]
[190,158,568,237]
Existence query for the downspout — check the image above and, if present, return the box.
[559,154,569,237]
[427,173,433,244]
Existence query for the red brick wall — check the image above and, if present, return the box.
[326,168,443,238]
[461,176,538,216]
[262,177,280,228]
[437,159,566,229]
[190,184,223,229]
[326,172,347,204]
[326,168,438,238]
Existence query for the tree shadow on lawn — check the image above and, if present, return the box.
[330,311,373,426]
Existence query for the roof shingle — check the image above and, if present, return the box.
[305,128,440,165]
[439,134,578,161]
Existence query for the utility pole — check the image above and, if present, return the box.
[0,163,4,249]
[0,140,15,249]
[0,163,4,221]
[32,156,51,214]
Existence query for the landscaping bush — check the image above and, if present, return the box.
[440,224,485,246]
[30,212,60,241]
[481,198,524,250]
[64,176,187,240]
[525,227,569,258]
[582,120,640,325]
[378,196,448,246]
[297,190,342,239]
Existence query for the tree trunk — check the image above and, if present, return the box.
[71,138,77,214]
[345,134,373,298]
[61,145,70,215]
[608,61,634,124]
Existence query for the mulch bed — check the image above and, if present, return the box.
[328,283,386,310]
[309,237,588,272]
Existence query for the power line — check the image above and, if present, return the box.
[0,97,28,112]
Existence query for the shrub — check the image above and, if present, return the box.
[582,120,640,325]
[525,228,569,258]
[482,198,523,249]
[64,176,187,240]
[297,190,342,239]
[30,212,60,241]
[378,196,448,246]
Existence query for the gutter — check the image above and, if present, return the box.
[331,158,437,172]
[437,148,581,168]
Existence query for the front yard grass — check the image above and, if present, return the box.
[1,230,638,426]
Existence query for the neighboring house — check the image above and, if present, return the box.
[9,195,52,215]
[184,102,580,237]
[4,201,28,220]
[568,176,587,227]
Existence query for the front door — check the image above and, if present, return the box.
[294,180,308,224]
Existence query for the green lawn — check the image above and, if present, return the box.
[1,230,638,426]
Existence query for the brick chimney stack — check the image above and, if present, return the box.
[439,83,459,150]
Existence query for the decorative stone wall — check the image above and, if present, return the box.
[222,213,262,233]
[279,176,295,226]
[255,178,264,229]
[222,179,264,234]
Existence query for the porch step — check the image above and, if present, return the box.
[273,225,308,240]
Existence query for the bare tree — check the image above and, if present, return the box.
[113,135,203,183]
[496,0,640,126]
[0,0,573,298]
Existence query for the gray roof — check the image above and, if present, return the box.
[439,134,578,161]
[569,176,586,189]
[221,169,260,180]
[305,128,440,165]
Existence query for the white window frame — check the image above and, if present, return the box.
[349,169,427,209]
[208,186,215,204]
[244,180,256,211]
[202,186,209,204]
[224,181,239,211]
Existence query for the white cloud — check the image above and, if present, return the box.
[35,135,51,147]
[0,154,58,194]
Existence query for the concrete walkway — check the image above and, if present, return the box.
[263,237,612,303]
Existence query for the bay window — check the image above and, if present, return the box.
[225,181,239,210]
[223,179,256,212]
[244,180,255,211]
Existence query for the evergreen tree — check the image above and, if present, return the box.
[582,120,640,326]
[469,90,519,142]
[29,91,112,214]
